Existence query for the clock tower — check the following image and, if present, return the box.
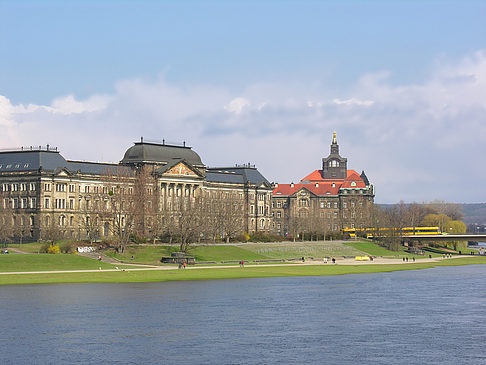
[322,132,347,179]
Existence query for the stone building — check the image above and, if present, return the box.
[0,139,272,242]
[272,133,375,237]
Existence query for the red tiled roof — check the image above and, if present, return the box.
[273,169,367,196]
[273,182,340,196]
[301,169,363,183]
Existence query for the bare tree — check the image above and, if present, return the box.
[0,199,14,244]
[98,167,136,253]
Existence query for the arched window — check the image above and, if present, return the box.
[330,160,339,167]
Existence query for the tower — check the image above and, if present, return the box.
[322,132,347,179]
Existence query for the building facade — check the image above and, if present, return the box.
[272,133,375,237]
[0,140,273,242]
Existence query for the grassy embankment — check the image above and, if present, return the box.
[0,256,485,285]
[0,254,135,272]
[1,240,479,286]
[106,240,437,265]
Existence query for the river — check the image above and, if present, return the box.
[1,265,485,364]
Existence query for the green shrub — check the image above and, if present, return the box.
[39,243,50,253]
[234,233,250,242]
[60,241,76,254]
[249,232,284,243]
[47,245,60,254]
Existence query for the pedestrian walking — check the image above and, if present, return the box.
[183,262,186,269]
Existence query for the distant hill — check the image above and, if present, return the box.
[462,203,486,225]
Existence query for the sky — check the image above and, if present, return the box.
[1,0,486,204]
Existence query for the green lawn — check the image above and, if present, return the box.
[11,242,44,253]
[1,256,485,285]
[0,254,127,272]
[243,242,364,259]
[104,242,368,264]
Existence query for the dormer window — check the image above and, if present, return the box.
[330,160,339,167]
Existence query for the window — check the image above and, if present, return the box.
[70,216,74,226]
[69,184,75,193]
[334,202,338,209]
[277,211,281,218]
[327,202,331,208]
[44,183,51,192]
[56,183,66,192]
[29,183,36,191]
[250,205,254,214]
[343,202,347,209]
[21,198,27,208]
[333,212,338,218]
[260,219,265,228]
[30,216,35,226]
[21,183,27,191]
[320,202,325,208]
[55,199,66,209]
[45,198,50,209]
[30,197,36,209]
[69,199,74,209]
[351,201,355,208]
[277,201,282,208]
[84,185,90,193]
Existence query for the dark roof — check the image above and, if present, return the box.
[0,150,129,175]
[121,142,204,167]
[0,150,68,172]
[206,167,270,186]
[206,171,245,184]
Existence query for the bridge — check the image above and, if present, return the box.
[398,234,486,242]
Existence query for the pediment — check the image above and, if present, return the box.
[164,162,199,177]
[54,168,71,176]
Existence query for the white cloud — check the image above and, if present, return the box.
[332,98,374,106]
[50,94,111,115]
[2,50,486,203]
[224,97,251,114]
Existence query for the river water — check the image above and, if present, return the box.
[1,265,486,364]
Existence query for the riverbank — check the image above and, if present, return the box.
[0,256,485,285]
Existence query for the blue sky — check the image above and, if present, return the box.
[1,0,486,203]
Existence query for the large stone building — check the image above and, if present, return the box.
[272,133,375,237]
[0,139,273,242]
